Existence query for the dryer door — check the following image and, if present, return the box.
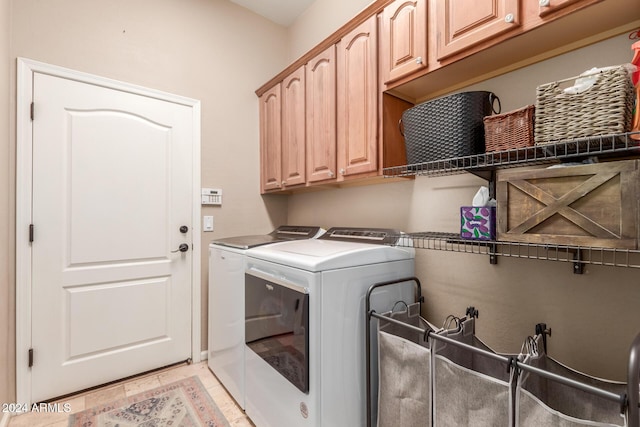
[245,272,309,393]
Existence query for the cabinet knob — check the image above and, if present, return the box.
[416,56,423,65]
[504,13,515,23]
[328,170,335,178]
[281,181,286,187]
[340,168,346,175]
[539,0,550,6]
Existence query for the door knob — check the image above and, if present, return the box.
[179,225,188,233]
[171,243,189,253]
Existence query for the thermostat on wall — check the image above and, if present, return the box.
[201,188,222,205]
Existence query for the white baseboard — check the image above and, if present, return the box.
[0,411,12,427]
[200,350,208,361]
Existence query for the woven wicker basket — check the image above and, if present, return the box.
[401,91,499,164]
[484,105,535,152]
[534,66,635,145]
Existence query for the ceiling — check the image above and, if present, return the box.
[229,0,315,26]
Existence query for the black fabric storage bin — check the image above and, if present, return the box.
[401,91,499,164]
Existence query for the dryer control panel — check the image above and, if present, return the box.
[319,227,400,245]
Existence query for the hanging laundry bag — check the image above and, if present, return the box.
[377,303,437,427]
[432,317,517,427]
[516,337,627,427]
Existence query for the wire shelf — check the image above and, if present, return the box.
[397,232,640,269]
[385,132,640,268]
[384,132,640,178]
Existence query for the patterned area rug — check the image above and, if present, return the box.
[68,376,231,427]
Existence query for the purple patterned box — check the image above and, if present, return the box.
[460,206,496,240]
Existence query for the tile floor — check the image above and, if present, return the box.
[7,361,254,427]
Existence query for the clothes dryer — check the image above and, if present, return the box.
[207,225,323,409]
[244,227,415,427]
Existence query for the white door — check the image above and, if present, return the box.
[28,70,195,402]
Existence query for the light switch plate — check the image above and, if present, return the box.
[203,216,214,232]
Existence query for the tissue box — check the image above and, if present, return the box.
[460,206,496,241]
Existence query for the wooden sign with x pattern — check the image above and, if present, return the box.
[496,160,639,249]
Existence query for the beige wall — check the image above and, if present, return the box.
[1,0,13,408]
[3,0,291,403]
[287,33,640,380]
[287,0,373,63]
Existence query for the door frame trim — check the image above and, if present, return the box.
[15,57,202,404]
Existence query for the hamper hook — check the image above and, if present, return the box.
[507,356,520,376]
[423,328,431,343]
[528,336,539,356]
[535,323,552,354]
[443,315,461,331]
[391,300,409,313]
[520,335,539,356]
[466,306,479,319]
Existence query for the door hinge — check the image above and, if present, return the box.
[30,102,34,121]
[28,348,34,367]
[29,224,34,243]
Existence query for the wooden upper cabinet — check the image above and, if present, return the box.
[536,0,594,18]
[436,0,521,60]
[281,66,306,188]
[259,84,282,193]
[380,0,428,85]
[337,15,379,180]
[306,45,337,184]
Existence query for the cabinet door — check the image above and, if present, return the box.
[259,84,282,193]
[281,67,306,188]
[337,15,378,179]
[436,0,520,60]
[306,45,337,184]
[380,0,427,84]
[537,0,588,17]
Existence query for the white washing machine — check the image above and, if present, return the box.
[207,226,323,410]
[243,227,416,427]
